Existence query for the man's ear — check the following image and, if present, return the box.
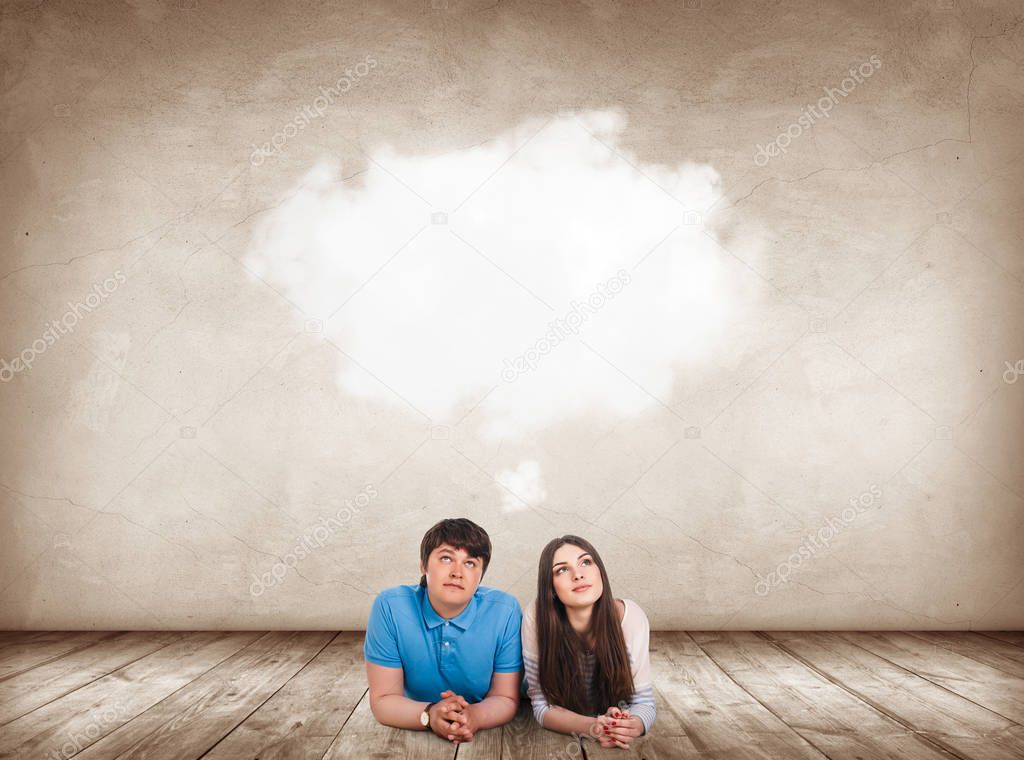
[419,560,426,576]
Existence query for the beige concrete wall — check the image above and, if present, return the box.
[1,0,1022,630]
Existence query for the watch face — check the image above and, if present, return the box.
[421,708,430,726]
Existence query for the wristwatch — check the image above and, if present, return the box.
[420,701,437,728]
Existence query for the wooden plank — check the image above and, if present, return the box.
[967,634,1024,665]
[322,688,457,760]
[594,631,822,760]
[980,631,1024,648]
[767,631,1024,760]
[0,631,114,680]
[842,631,1024,724]
[498,701,582,760]
[203,632,365,760]
[0,631,182,725]
[447,706,504,760]
[691,631,957,760]
[0,631,259,759]
[645,686,710,759]
[0,631,49,646]
[72,630,333,760]
[906,631,1024,675]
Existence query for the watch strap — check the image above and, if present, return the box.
[421,701,437,728]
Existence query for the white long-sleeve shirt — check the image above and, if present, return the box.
[521,598,657,734]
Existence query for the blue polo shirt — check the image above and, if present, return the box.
[364,584,523,703]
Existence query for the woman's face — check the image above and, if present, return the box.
[551,543,603,609]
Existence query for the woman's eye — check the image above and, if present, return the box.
[582,558,592,566]
[555,567,566,575]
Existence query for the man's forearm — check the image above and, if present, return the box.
[370,694,430,730]
[468,694,518,729]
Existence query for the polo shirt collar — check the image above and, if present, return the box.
[420,586,480,631]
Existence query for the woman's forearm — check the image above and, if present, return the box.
[540,705,599,739]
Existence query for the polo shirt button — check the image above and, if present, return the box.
[444,621,449,626]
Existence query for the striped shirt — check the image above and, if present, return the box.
[521,598,657,734]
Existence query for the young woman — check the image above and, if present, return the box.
[521,535,655,750]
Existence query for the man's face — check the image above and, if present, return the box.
[421,543,485,610]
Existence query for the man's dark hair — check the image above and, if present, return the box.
[419,518,492,587]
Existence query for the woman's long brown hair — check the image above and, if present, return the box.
[534,535,635,714]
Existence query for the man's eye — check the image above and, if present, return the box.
[440,556,451,562]
[465,561,475,568]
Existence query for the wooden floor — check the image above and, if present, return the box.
[1,631,1023,759]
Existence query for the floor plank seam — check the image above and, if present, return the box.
[111,631,294,759]
[198,631,340,759]
[976,632,1024,650]
[72,632,271,758]
[685,633,832,760]
[835,632,1024,728]
[757,633,971,760]
[902,631,1024,677]
[319,686,369,760]
[0,631,189,728]
[647,642,716,756]
[0,632,122,684]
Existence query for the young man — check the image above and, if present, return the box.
[364,518,522,743]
